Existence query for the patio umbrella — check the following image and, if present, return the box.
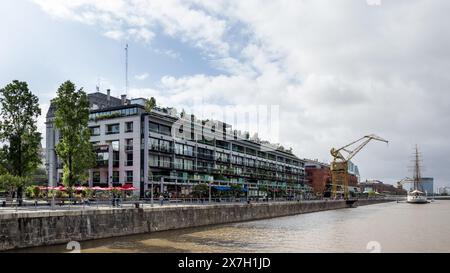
[75,186,87,191]
[53,186,66,191]
[120,186,137,191]
[92,186,105,191]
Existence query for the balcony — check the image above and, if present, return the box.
[95,160,108,168]
[150,145,173,154]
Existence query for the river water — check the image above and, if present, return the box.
[17,201,450,253]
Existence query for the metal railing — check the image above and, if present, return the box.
[0,196,393,212]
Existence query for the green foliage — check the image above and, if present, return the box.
[192,183,209,198]
[0,173,30,196]
[145,97,156,113]
[82,188,94,199]
[258,185,268,193]
[0,81,42,185]
[92,112,122,121]
[230,184,244,197]
[24,185,42,199]
[52,81,95,187]
[25,186,34,199]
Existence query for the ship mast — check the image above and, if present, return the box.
[413,145,422,191]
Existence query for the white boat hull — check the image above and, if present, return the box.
[407,195,428,204]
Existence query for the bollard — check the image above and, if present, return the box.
[134,202,140,209]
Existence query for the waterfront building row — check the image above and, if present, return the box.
[46,91,309,198]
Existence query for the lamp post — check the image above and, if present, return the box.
[208,183,212,203]
[151,181,154,207]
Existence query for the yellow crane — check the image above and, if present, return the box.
[330,134,388,200]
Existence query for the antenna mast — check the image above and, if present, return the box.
[125,43,129,96]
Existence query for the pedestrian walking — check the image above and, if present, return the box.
[159,194,164,206]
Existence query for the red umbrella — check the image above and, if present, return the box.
[122,186,137,191]
[92,186,105,191]
[53,186,66,191]
[75,186,87,191]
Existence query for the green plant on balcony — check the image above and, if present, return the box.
[93,112,122,122]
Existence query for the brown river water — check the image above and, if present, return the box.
[13,201,450,253]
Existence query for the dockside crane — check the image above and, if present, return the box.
[330,134,388,200]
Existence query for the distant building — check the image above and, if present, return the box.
[305,160,330,194]
[359,180,407,195]
[438,186,450,195]
[347,160,360,182]
[305,159,359,196]
[420,177,434,196]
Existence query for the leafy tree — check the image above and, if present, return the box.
[145,97,156,113]
[0,173,30,198]
[192,183,209,198]
[52,81,94,187]
[0,80,42,203]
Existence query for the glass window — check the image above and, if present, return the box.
[175,143,183,155]
[174,158,183,169]
[149,155,158,167]
[160,156,171,168]
[93,172,100,183]
[160,124,171,136]
[126,153,133,166]
[126,171,133,182]
[125,122,133,133]
[160,140,171,152]
[126,139,133,151]
[149,122,159,133]
[113,171,119,183]
[184,145,194,156]
[150,138,159,150]
[89,126,100,136]
[106,124,120,134]
[184,159,194,170]
[111,140,119,151]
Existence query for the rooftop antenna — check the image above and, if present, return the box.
[125,43,129,96]
[96,77,100,92]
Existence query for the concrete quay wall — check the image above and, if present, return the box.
[0,199,392,251]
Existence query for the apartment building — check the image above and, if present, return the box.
[46,91,308,198]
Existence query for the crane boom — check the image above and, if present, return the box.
[330,134,388,200]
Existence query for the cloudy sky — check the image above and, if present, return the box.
[1,0,449,188]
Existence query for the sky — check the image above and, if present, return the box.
[0,0,449,188]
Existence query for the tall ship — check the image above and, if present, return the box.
[407,145,428,204]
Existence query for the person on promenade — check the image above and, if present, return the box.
[159,194,164,206]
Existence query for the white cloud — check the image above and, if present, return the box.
[103,30,124,41]
[134,73,149,81]
[31,0,450,187]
